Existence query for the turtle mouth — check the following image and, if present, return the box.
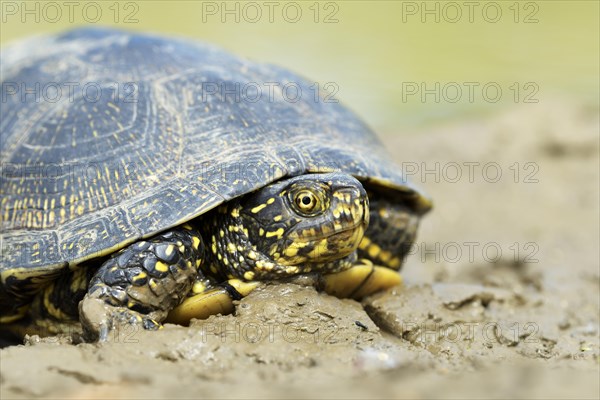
[315,222,365,254]
[278,206,368,265]
[279,222,366,265]
[292,220,365,243]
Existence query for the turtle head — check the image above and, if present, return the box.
[239,173,369,266]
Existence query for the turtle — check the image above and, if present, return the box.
[0,28,431,342]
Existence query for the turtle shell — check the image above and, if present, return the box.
[0,28,430,306]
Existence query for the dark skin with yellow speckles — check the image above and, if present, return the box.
[17,173,419,341]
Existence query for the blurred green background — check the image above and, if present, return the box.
[1,0,598,134]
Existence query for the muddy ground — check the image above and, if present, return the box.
[1,99,598,399]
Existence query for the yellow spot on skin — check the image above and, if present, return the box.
[244,271,255,280]
[259,228,265,236]
[389,257,402,269]
[267,198,275,204]
[247,250,257,260]
[179,245,185,253]
[332,207,342,219]
[219,230,225,238]
[133,272,147,281]
[266,228,284,238]
[192,281,206,294]
[360,237,396,267]
[192,237,200,250]
[251,203,267,214]
[165,245,175,256]
[273,215,282,222]
[227,243,237,253]
[285,266,299,274]
[367,244,382,259]
[379,250,392,264]
[359,236,371,250]
[155,261,169,272]
[256,260,274,271]
[284,247,298,258]
[230,208,240,218]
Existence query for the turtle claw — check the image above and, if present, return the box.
[79,296,161,343]
[97,323,109,343]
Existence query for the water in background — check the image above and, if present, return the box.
[1,1,598,135]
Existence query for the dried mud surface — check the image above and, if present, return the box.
[1,100,598,399]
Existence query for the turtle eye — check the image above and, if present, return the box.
[293,189,320,215]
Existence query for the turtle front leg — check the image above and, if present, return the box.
[165,278,261,325]
[80,225,204,341]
